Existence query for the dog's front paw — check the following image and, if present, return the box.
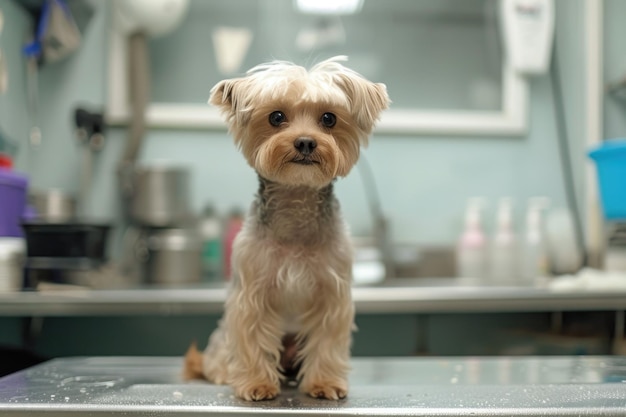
[303,381,348,400]
[236,383,280,401]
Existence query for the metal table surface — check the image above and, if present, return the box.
[1,279,626,316]
[0,356,625,416]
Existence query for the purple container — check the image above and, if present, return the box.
[0,168,28,237]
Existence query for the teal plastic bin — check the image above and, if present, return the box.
[588,139,626,220]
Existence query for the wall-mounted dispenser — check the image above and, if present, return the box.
[501,0,555,75]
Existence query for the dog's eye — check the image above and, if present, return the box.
[269,111,286,126]
[320,112,336,128]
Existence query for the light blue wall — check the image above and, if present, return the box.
[0,0,603,360]
[13,0,586,251]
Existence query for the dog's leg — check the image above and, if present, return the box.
[297,282,354,400]
[199,324,230,384]
[225,280,284,401]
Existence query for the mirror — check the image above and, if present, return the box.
[107,0,528,135]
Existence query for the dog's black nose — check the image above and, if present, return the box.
[294,137,317,155]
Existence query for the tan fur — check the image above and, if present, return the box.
[183,342,206,381]
[186,56,389,401]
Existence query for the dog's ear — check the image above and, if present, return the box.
[209,78,250,126]
[209,78,236,108]
[335,75,390,138]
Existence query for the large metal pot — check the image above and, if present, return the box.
[129,165,191,227]
[146,228,202,286]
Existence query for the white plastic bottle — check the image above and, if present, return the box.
[490,198,518,284]
[545,207,582,275]
[520,197,550,284]
[456,198,488,282]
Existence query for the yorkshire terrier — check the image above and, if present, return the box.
[184,56,389,401]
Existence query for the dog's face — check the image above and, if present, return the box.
[210,57,390,188]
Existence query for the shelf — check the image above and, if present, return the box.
[1,279,625,316]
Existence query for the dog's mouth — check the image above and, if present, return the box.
[290,157,319,166]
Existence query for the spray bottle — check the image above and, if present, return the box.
[490,198,518,284]
[456,198,488,280]
[520,197,550,284]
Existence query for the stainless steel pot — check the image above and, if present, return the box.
[146,228,202,286]
[129,165,191,227]
[29,189,76,222]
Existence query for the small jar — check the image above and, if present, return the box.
[0,237,25,292]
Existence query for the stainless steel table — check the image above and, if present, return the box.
[1,356,625,416]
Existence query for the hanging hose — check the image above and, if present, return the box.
[550,41,588,267]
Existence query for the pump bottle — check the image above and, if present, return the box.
[520,197,550,284]
[490,198,518,284]
[456,198,488,281]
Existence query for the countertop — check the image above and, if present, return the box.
[1,278,626,316]
[0,356,625,416]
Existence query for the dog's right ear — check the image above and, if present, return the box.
[209,78,250,126]
[209,79,236,108]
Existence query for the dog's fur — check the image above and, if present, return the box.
[184,56,389,401]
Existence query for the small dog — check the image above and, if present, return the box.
[184,56,389,401]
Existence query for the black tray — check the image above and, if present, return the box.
[21,221,111,270]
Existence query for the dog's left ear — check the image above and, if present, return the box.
[335,75,390,137]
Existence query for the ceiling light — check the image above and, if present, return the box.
[295,0,364,15]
